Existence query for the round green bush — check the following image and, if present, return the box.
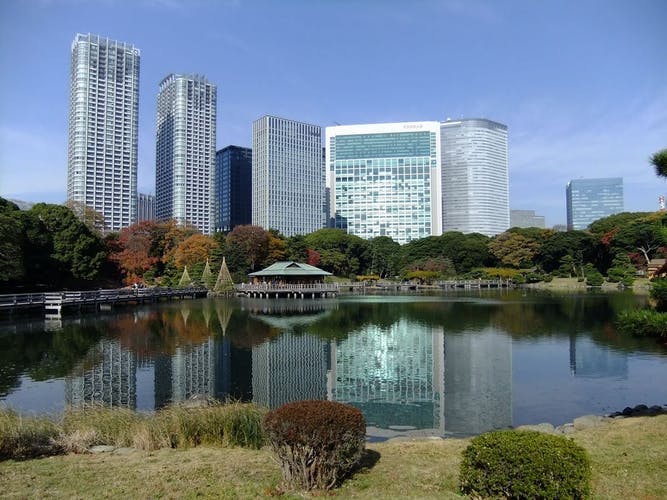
[263,400,365,491]
[459,430,591,499]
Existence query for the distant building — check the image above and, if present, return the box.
[510,209,545,228]
[566,177,623,230]
[440,118,509,237]
[326,121,442,244]
[252,115,324,236]
[67,34,140,232]
[156,74,217,234]
[215,146,252,232]
[552,224,568,232]
[138,193,155,222]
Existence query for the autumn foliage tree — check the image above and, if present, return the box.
[173,234,217,269]
[109,221,160,284]
[226,225,270,272]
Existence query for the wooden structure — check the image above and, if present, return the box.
[0,287,208,318]
[237,261,337,298]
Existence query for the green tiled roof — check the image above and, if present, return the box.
[248,261,332,277]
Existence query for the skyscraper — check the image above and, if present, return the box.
[67,34,139,232]
[215,145,252,232]
[440,118,509,237]
[566,177,623,230]
[326,122,442,243]
[156,74,216,234]
[137,193,155,222]
[252,115,324,236]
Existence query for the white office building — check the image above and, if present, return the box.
[156,74,216,234]
[326,122,442,244]
[67,34,140,232]
[440,118,509,236]
[252,116,324,236]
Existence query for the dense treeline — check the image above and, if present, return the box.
[2,195,667,292]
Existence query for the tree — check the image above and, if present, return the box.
[651,148,667,178]
[64,200,106,235]
[536,231,596,274]
[173,234,216,269]
[226,225,269,272]
[286,234,309,262]
[368,236,401,278]
[265,229,287,265]
[304,229,370,276]
[109,221,160,284]
[488,232,540,268]
[0,213,24,283]
[29,203,107,282]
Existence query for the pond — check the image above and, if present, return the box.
[1,290,666,439]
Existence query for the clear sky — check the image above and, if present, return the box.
[0,0,665,227]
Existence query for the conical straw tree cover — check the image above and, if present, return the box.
[178,266,192,287]
[201,259,214,289]
[214,257,234,294]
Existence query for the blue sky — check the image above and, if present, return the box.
[0,0,665,227]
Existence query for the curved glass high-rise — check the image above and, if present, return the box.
[67,34,140,232]
[440,118,509,236]
[155,74,216,235]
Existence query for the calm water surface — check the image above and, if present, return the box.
[1,290,666,438]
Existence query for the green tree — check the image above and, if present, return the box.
[488,231,540,268]
[304,229,370,276]
[651,148,667,178]
[607,252,636,286]
[286,234,309,262]
[536,231,596,274]
[368,236,401,278]
[29,203,107,283]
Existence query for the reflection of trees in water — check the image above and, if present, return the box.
[0,320,104,397]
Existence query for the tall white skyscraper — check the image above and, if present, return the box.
[67,34,140,232]
[326,122,442,244]
[440,118,509,236]
[156,74,216,234]
[252,115,324,237]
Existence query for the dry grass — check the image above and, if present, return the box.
[0,415,665,498]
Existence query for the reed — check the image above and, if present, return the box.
[0,409,60,460]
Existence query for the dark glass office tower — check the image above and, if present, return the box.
[215,145,252,232]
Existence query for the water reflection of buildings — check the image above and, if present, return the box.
[65,339,137,408]
[330,320,445,438]
[569,336,628,379]
[249,301,334,408]
[443,329,512,435]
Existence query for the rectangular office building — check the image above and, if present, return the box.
[326,122,442,244]
[566,177,623,230]
[252,116,324,236]
[215,145,252,232]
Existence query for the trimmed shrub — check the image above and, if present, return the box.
[0,409,61,460]
[650,277,667,311]
[460,430,591,499]
[263,400,365,491]
[616,309,667,338]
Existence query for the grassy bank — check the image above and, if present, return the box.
[1,415,665,498]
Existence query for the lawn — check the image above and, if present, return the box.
[1,415,665,499]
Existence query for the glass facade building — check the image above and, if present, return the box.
[215,145,252,232]
[252,116,324,236]
[137,192,155,222]
[326,122,442,244]
[67,34,139,232]
[156,74,216,235]
[566,177,623,230]
[440,119,509,237]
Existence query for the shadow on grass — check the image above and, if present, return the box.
[352,449,381,474]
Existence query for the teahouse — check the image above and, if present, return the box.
[240,261,337,298]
